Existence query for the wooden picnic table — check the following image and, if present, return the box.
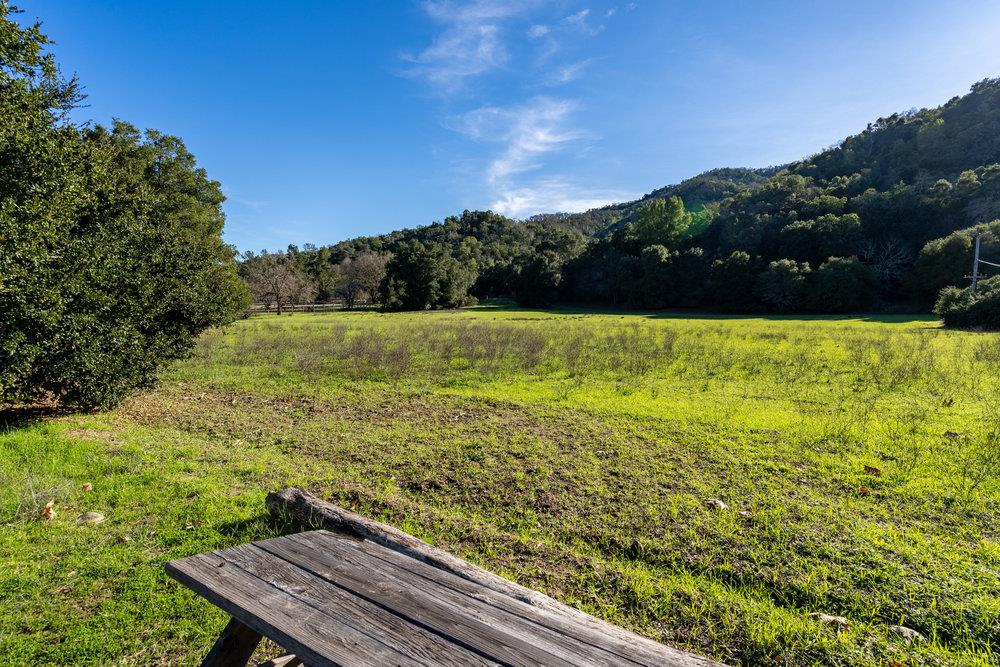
[166,489,724,667]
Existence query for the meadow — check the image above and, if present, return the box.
[2,306,999,666]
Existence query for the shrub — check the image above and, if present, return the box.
[934,275,1000,329]
[913,220,1000,304]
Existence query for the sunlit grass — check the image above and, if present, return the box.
[2,306,998,666]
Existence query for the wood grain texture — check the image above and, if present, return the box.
[220,542,498,667]
[260,531,596,667]
[266,486,726,667]
[166,552,424,667]
[298,530,654,666]
[256,656,302,667]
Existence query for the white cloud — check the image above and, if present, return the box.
[527,24,549,38]
[562,8,605,36]
[546,59,591,85]
[402,2,619,218]
[448,97,631,218]
[564,8,591,25]
[400,1,531,91]
[452,97,584,183]
[491,179,634,218]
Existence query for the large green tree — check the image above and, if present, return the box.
[630,196,693,248]
[379,241,477,311]
[1,6,248,408]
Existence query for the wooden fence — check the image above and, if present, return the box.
[244,300,376,316]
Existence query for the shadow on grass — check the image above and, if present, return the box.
[476,300,939,324]
[0,403,71,432]
[217,511,304,543]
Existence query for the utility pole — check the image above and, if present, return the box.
[971,233,981,297]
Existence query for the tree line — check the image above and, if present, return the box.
[244,78,1000,327]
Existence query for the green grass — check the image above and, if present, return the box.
[2,306,999,666]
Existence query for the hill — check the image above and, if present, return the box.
[526,166,779,236]
[256,77,1000,317]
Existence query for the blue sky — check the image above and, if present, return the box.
[20,1,1000,251]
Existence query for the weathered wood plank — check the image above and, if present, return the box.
[309,529,665,666]
[257,656,302,667]
[166,553,424,667]
[259,531,636,667]
[220,543,499,667]
[200,618,262,667]
[260,534,577,667]
[267,486,724,667]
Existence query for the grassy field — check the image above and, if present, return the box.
[2,305,999,666]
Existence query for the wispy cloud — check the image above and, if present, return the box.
[563,8,605,35]
[452,97,635,217]
[400,1,531,91]
[401,2,628,217]
[452,97,584,182]
[546,59,592,85]
[564,9,590,25]
[491,178,633,218]
[527,24,549,38]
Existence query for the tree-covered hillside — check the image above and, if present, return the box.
[250,78,1000,322]
[526,166,779,236]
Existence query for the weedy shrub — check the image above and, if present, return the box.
[973,337,1000,368]
[348,331,387,379]
[877,402,931,482]
[607,325,661,378]
[3,475,72,524]
[941,429,1000,508]
[558,329,591,377]
[386,342,412,378]
[293,349,325,375]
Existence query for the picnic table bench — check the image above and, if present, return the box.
[166,487,724,667]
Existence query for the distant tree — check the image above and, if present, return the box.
[336,253,388,309]
[631,245,708,309]
[756,260,811,313]
[812,256,875,312]
[630,196,693,248]
[858,238,912,296]
[514,250,565,306]
[778,213,863,266]
[241,252,315,314]
[563,240,638,305]
[669,247,709,307]
[380,241,476,311]
[709,251,760,312]
[635,245,673,308]
[290,243,339,301]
